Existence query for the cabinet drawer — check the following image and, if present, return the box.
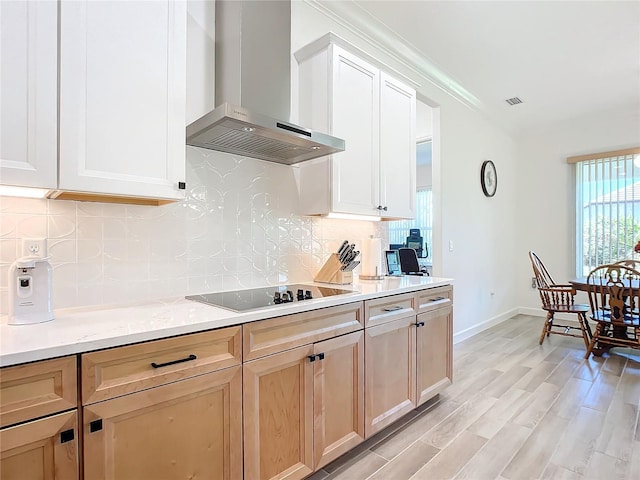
[243,302,363,361]
[414,285,453,314]
[364,292,415,327]
[1,410,79,479]
[0,356,77,428]
[81,326,241,405]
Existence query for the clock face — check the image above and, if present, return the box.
[481,160,497,197]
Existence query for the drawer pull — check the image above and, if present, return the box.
[60,429,75,443]
[89,419,103,433]
[414,321,425,327]
[308,354,317,362]
[151,354,197,369]
[318,352,325,360]
[429,297,446,302]
[383,306,403,312]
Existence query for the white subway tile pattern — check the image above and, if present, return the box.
[0,148,385,313]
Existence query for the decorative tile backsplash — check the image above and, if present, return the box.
[0,147,385,313]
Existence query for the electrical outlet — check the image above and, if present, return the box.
[22,238,47,258]
[531,277,537,289]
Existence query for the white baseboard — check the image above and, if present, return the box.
[517,307,579,322]
[454,307,585,344]
[453,307,519,344]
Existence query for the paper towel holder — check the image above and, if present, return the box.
[359,236,385,280]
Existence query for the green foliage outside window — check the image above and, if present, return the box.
[583,215,640,268]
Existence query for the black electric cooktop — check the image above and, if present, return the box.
[185,284,355,313]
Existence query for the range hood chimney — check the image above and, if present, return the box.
[186,0,345,165]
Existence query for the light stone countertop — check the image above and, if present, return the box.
[0,276,452,367]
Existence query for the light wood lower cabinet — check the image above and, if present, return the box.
[0,285,452,480]
[0,410,78,480]
[243,345,315,480]
[364,316,417,437]
[0,356,79,479]
[243,331,365,479]
[416,305,453,405]
[83,366,242,480]
[364,304,453,437]
[313,331,365,469]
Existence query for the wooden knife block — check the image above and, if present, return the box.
[314,253,353,285]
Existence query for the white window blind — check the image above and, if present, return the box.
[388,189,432,260]
[574,148,640,276]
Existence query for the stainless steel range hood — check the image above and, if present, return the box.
[186,0,345,165]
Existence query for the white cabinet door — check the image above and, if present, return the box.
[59,0,186,201]
[0,1,57,189]
[330,46,380,216]
[379,72,416,219]
[297,37,416,220]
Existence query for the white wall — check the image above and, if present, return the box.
[291,2,520,340]
[517,105,640,312]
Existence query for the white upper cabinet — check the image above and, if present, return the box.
[0,1,58,189]
[379,72,416,219]
[0,1,186,204]
[59,0,187,202]
[330,48,380,216]
[295,36,416,220]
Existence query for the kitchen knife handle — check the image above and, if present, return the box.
[151,354,197,369]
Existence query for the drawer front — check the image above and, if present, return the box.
[364,292,415,328]
[0,356,77,428]
[414,285,453,314]
[243,302,363,361]
[81,326,241,405]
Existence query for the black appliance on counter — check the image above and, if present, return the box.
[186,284,354,313]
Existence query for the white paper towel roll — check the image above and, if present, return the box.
[360,237,383,278]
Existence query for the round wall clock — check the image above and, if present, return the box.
[481,160,497,197]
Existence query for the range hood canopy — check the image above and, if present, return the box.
[186,0,345,165]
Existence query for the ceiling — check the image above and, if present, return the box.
[338,1,640,135]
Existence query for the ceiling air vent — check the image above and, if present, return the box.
[505,97,523,106]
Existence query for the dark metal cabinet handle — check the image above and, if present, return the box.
[151,354,197,369]
[309,353,325,362]
[178,181,186,190]
[382,206,388,211]
[60,429,75,443]
[429,297,446,302]
[90,419,103,433]
[415,321,425,327]
[383,306,403,312]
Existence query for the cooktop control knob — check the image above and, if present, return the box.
[304,290,313,300]
[297,289,304,300]
[273,292,282,304]
[286,291,294,302]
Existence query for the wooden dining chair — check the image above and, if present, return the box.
[584,263,640,358]
[529,251,592,348]
[613,259,640,275]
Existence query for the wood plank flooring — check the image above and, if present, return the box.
[308,314,640,480]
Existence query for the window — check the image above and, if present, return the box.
[572,147,640,276]
[387,188,432,261]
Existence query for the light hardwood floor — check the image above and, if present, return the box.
[308,314,640,480]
